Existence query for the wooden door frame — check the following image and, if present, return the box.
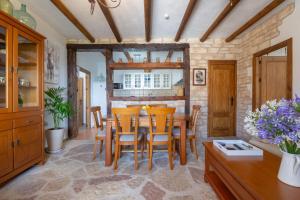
[252,38,292,110]
[67,43,190,138]
[78,67,91,128]
[208,60,237,137]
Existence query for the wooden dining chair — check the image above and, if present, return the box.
[112,107,144,170]
[126,104,146,108]
[146,107,176,170]
[173,105,201,160]
[91,106,105,160]
[127,104,147,116]
[148,104,167,108]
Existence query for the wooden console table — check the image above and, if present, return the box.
[203,142,300,200]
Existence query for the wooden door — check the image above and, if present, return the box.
[258,56,288,107]
[77,78,83,126]
[208,60,236,137]
[0,19,13,113]
[12,28,43,112]
[13,124,42,169]
[85,73,91,128]
[0,130,13,177]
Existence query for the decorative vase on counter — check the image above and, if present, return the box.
[244,96,300,187]
[278,151,300,187]
[0,0,14,16]
[13,4,37,29]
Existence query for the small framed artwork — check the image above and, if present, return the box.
[193,68,206,86]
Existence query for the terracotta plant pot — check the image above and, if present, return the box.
[45,128,65,153]
[278,151,300,187]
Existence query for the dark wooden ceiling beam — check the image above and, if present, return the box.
[226,0,285,42]
[200,0,240,42]
[97,0,122,42]
[144,0,152,42]
[124,51,132,62]
[174,0,198,42]
[165,50,174,62]
[50,0,95,43]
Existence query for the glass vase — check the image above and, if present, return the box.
[0,0,14,16]
[13,4,37,29]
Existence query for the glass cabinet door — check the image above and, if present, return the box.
[13,29,41,111]
[0,20,12,113]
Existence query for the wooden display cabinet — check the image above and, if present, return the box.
[0,11,45,185]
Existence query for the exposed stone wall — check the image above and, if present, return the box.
[188,38,240,140]
[236,3,295,138]
[67,3,295,141]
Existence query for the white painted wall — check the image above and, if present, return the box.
[77,52,106,127]
[272,0,300,96]
[10,1,68,138]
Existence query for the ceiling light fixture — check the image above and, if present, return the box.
[89,0,121,14]
[164,14,170,20]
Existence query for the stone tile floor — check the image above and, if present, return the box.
[0,140,217,200]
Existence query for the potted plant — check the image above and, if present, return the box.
[44,87,72,153]
[245,96,300,187]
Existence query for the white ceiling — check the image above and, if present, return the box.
[23,0,293,42]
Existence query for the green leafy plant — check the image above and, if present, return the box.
[44,87,72,129]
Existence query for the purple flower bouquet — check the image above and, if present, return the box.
[244,95,300,154]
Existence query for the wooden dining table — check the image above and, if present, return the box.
[105,113,189,166]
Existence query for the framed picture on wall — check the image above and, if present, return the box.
[193,68,206,86]
[45,40,60,84]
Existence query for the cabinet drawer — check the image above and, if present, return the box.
[13,116,42,128]
[13,124,42,169]
[0,120,13,131]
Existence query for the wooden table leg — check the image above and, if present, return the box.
[105,121,112,166]
[180,120,187,165]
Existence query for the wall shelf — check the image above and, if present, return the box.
[110,62,184,70]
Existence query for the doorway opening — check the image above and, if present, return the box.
[77,67,91,131]
[253,38,292,110]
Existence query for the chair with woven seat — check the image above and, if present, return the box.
[112,107,144,170]
[91,106,105,160]
[146,107,176,170]
[173,105,201,160]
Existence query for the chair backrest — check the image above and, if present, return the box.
[148,104,167,108]
[112,107,141,137]
[146,107,176,140]
[91,106,104,130]
[190,105,201,134]
[127,104,147,115]
[126,104,146,108]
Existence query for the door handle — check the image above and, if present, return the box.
[16,139,20,146]
[230,97,234,106]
